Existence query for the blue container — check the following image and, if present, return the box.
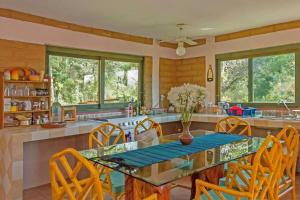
[225,107,256,117]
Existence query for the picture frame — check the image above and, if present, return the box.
[61,106,77,121]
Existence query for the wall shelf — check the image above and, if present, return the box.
[4,96,50,98]
[4,110,50,114]
[4,80,49,84]
[0,72,52,128]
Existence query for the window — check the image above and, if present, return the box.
[47,47,143,108]
[220,58,248,102]
[49,55,99,105]
[216,44,300,106]
[104,60,139,104]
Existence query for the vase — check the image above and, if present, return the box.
[179,121,194,145]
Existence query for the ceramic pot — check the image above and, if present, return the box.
[179,121,193,145]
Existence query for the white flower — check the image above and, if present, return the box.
[167,83,206,122]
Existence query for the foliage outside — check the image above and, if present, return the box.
[220,53,295,103]
[49,55,139,105]
[49,55,99,105]
[104,60,139,104]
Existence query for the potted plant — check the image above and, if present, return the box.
[167,83,206,145]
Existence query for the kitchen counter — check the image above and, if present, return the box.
[191,113,300,129]
[1,113,300,200]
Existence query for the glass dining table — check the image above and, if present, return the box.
[80,130,265,200]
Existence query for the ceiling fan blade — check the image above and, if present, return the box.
[182,38,197,45]
[158,38,174,43]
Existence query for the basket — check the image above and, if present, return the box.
[226,107,256,117]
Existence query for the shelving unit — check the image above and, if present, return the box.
[0,72,51,128]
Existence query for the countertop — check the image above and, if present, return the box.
[1,113,300,143]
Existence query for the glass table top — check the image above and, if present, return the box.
[80,130,265,186]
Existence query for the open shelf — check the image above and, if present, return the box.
[4,80,49,84]
[4,96,50,98]
[4,110,50,114]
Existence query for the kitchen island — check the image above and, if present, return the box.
[1,113,300,200]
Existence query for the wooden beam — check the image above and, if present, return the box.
[0,8,153,45]
[215,20,300,42]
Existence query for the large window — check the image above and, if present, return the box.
[47,47,143,108]
[104,60,139,104]
[216,44,300,106]
[49,55,99,105]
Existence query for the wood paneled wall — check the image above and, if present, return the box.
[0,39,45,72]
[159,57,206,107]
[176,57,206,85]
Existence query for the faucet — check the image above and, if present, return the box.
[279,100,293,116]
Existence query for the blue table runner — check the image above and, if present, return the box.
[103,133,248,168]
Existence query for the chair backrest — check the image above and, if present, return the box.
[49,148,103,200]
[276,125,299,186]
[216,116,252,136]
[88,122,126,149]
[226,136,282,199]
[134,118,163,137]
[143,193,158,200]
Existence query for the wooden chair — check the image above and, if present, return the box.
[88,122,126,200]
[143,193,158,200]
[195,135,283,200]
[89,122,126,149]
[276,125,299,199]
[216,116,252,136]
[134,118,163,137]
[49,148,104,200]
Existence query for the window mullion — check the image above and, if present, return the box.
[99,59,105,107]
[248,58,253,103]
[295,51,300,105]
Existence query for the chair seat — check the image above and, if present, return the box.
[219,168,251,187]
[100,170,125,194]
[198,189,248,200]
[219,169,289,189]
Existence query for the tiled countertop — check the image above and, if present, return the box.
[191,113,300,129]
[1,113,300,141]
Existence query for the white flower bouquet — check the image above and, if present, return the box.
[167,83,206,122]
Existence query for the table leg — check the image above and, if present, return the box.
[190,165,224,200]
[125,175,171,200]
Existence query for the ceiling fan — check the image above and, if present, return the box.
[160,24,198,56]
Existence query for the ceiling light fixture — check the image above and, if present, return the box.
[200,27,214,31]
[176,41,186,56]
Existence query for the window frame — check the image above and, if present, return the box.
[216,43,300,108]
[46,46,144,110]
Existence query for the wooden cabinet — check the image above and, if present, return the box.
[0,72,51,128]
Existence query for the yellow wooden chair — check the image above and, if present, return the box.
[89,122,126,149]
[222,125,299,199]
[49,148,104,200]
[143,193,158,200]
[276,126,299,199]
[88,122,126,200]
[195,135,283,200]
[216,116,252,136]
[134,118,163,137]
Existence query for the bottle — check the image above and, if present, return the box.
[128,103,133,117]
[51,100,62,122]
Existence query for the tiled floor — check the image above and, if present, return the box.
[24,175,300,200]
